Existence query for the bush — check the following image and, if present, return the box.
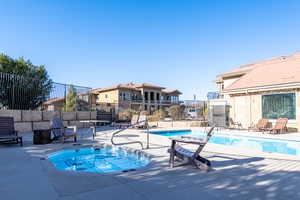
[140,110,149,116]
[118,109,139,120]
[168,105,186,120]
[148,109,167,122]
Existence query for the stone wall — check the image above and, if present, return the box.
[0,110,97,133]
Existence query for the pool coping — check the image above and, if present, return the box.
[43,143,157,176]
[147,129,191,133]
[149,128,300,143]
[145,128,300,159]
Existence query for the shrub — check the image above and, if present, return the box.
[148,109,167,122]
[168,105,186,120]
[118,109,139,120]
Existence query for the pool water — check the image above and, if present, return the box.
[48,147,150,173]
[151,130,300,156]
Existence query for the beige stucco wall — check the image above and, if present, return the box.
[97,90,119,103]
[226,90,300,131]
[295,91,300,130]
[228,94,262,128]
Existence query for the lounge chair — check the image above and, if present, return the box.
[114,114,139,128]
[168,127,215,171]
[268,118,288,134]
[248,118,269,132]
[134,114,148,129]
[0,117,23,146]
[229,118,242,129]
[50,117,77,143]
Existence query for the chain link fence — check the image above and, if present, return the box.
[0,72,93,111]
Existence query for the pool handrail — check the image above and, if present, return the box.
[111,120,149,149]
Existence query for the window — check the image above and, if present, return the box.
[156,93,160,101]
[144,92,148,100]
[171,95,178,102]
[262,93,296,120]
[105,94,108,98]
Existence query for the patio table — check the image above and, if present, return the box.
[33,129,51,144]
[79,120,111,140]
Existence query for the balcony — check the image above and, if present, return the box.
[118,99,181,105]
[160,100,181,105]
[131,99,143,104]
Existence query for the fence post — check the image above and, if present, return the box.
[12,75,15,109]
[64,84,67,111]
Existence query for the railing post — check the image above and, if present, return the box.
[12,74,15,109]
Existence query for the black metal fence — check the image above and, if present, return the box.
[0,72,93,111]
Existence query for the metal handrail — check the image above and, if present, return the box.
[111,120,149,149]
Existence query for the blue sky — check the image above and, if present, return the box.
[1,0,300,99]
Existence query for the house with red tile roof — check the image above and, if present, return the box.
[92,83,182,114]
[215,52,300,130]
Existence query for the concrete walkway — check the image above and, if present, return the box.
[1,127,300,200]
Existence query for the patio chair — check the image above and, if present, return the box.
[168,127,215,172]
[248,118,269,132]
[229,118,242,129]
[134,114,148,129]
[50,117,77,143]
[114,114,139,128]
[0,117,23,146]
[268,118,288,134]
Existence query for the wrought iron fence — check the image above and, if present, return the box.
[0,72,93,111]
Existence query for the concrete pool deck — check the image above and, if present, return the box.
[2,127,300,200]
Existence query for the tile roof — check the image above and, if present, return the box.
[218,54,296,78]
[43,97,65,105]
[134,83,165,89]
[90,88,102,94]
[43,97,89,105]
[92,83,166,93]
[223,52,300,91]
[92,83,140,93]
[162,89,182,94]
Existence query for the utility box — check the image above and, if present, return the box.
[208,99,229,127]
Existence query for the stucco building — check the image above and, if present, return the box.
[92,83,182,114]
[215,52,300,131]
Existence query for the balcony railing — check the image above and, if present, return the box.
[160,100,180,105]
[119,99,181,105]
[131,99,143,103]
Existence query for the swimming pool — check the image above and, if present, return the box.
[48,146,150,173]
[150,130,300,157]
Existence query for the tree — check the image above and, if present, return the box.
[65,85,77,111]
[168,105,186,120]
[148,109,167,121]
[0,54,52,110]
[197,102,208,120]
